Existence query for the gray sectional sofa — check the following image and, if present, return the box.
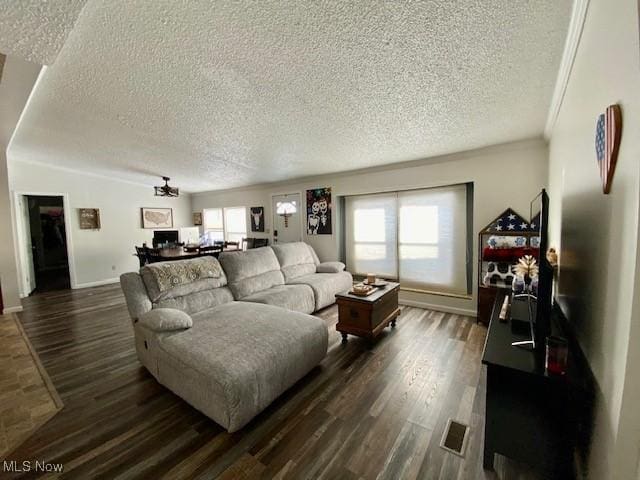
[120,242,352,432]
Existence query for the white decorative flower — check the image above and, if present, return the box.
[513,255,539,279]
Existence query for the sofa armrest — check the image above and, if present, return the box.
[316,261,346,273]
[139,308,193,332]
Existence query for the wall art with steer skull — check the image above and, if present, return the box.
[250,206,265,232]
[306,187,332,235]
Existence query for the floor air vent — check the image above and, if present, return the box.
[440,419,469,457]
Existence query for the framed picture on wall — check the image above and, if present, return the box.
[250,207,265,232]
[306,187,331,235]
[78,208,101,230]
[193,212,203,226]
[141,207,173,229]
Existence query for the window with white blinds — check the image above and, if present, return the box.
[203,208,224,242]
[203,207,247,243]
[345,184,470,295]
[223,207,247,243]
[345,193,398,278]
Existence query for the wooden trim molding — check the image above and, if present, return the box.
[544,0,590,138]
[400,286,472,300]
[2,305,23,314]
[12,313,64,410]
[399,299,476,317]
[72,277,120,289]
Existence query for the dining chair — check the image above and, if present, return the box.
[134,246,147,267]
[145,247,162,263]
[224,241,240,251]
[253,238,269,248]
[199,245,222,257]
[241,238,255,250]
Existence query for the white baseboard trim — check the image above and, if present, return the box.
[399,299,477,318]
[73,278,120,289]
[3,305,24,315]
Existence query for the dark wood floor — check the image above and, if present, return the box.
[4,284,540,479]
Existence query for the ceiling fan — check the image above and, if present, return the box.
[154,176,179,197]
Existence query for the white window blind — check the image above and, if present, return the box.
[398,185,467,294]
[345,193,398,278]
[345,184,469,295]
[223,207,247,243]
[203,208,224,242]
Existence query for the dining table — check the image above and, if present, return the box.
[134,243,243,266]
[157,248,210,260]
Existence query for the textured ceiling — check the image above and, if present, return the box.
[0,0,89,64]
[8,0,572,192]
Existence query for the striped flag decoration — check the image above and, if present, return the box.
[595,104,622,194]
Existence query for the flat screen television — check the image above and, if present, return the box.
[153,230,179,247]
[532,188,552,350]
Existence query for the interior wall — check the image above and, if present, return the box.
[193,138,548,316]
[0,56,42,313]
[546,0,640,478]
[8,160,192,290]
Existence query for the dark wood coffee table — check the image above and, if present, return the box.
[335,282,400,342]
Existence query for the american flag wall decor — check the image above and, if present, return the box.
[595,104,622,194]
[486,208,532,232]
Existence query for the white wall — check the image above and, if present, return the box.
[0,57,41,313]
[546,0,640,478]
[8,160,192,290]
[193,138,548,316]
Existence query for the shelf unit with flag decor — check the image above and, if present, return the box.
[477,208,540,324]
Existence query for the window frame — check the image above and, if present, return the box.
[344,183,473,298]
[202,206,247,243]
[203,207,224,242]
[223,206,247,243]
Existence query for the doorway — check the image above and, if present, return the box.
[20,195,71,294]
[272,193,302,244]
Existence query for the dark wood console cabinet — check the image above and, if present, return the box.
[481,290,591,479]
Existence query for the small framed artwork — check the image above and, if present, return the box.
[79,208,101,230]
[193,212,203,226]
[250,207,265,232]
[141,207,173,229]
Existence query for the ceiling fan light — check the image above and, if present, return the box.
[154,177,179,197]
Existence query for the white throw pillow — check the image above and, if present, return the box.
[316,262,346,273]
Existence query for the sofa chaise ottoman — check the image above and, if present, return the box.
[120,256,328,432]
